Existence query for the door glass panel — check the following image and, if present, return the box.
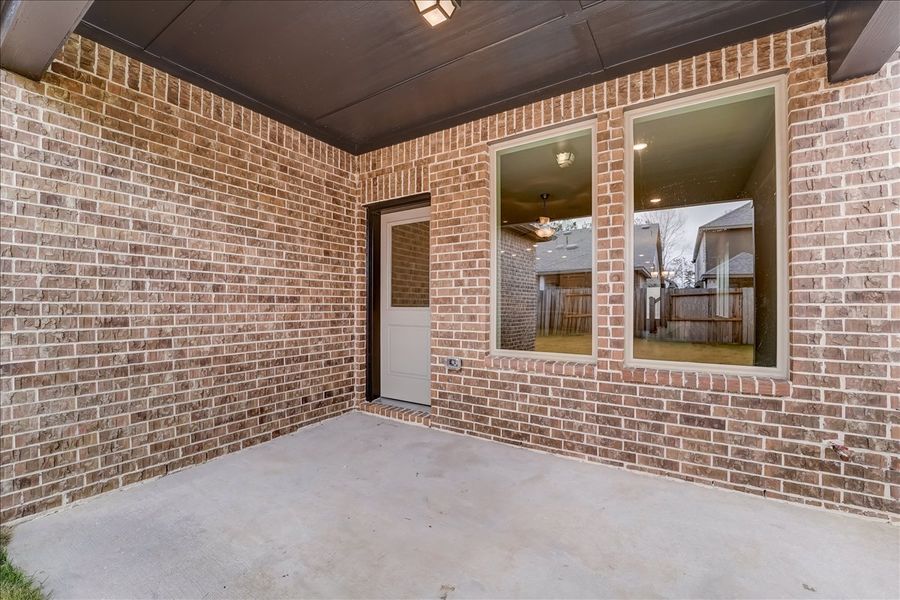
[391,221,429,307]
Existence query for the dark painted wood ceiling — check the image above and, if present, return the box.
[76,0,828,154]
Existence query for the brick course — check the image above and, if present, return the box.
[358,23,900,519]
[1,22,898,522]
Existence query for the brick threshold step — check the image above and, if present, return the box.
[358,399,431,426]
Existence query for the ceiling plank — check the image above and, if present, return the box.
[826,0,900,83]
[0,0,94,80]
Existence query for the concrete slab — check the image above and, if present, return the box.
[8,412,899,599]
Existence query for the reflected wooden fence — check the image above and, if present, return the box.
[537,287,591,335]
[634,287,754,344]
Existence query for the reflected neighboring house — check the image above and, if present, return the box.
[532,228,593,337]
[533,225,662,288]
[698,251,754,288]
[692,201,754,289]
[534,228,592,289]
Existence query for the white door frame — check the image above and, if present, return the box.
[379,206,431,405]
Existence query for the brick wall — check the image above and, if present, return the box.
[359,23,900,519]
[498,229,536,351]
[0,36,361,521]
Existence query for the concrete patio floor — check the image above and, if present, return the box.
[9,411,899,599]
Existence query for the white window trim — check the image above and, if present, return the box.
[623,74,789,379]
[489,120,598,362]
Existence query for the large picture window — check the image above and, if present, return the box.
[626,78,786,376]
[492,125,596,358]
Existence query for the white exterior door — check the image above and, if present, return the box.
[380,207,431,405]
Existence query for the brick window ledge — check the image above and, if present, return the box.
[482,356,791,397]
[620,367,792,397]
[485,354,598,378]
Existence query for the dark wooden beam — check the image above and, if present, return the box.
[0,0,93,80]
[826,0,900,83]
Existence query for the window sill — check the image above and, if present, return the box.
[621,366,791,397]
[486,353,597,376]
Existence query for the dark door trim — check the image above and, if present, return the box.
[365,192,431,402]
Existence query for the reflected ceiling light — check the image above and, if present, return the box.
[413,0,460,26]
[535,216,555,238]
[534,192,556,239]
[633,142,648,151]
[556,151,575,168]
[649,198,661,204]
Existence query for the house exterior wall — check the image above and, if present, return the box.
[0,22,897,523]
[359,23,900,519]
[695,235,708,275]
[498,229,537,351]
[0,37,361,522]
[702,228,754,278]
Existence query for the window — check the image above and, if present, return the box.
[625,77,787,376]
[391,220,429,307]
[492,124,596,358]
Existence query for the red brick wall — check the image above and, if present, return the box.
[0,36,361,521]
[359,23,900,519]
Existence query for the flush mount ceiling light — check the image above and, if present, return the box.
[534,193,556,239]
[413,0,460,27]
[633,142,648,151]
[649,197,662,204]
[556,151,575,168]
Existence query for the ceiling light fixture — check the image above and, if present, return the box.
[413,0,460,27]
[633,142,648,151]
[535,216,555,238]
[534,193,556,239]
[649,198,661,204]
[556,151,575,168]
